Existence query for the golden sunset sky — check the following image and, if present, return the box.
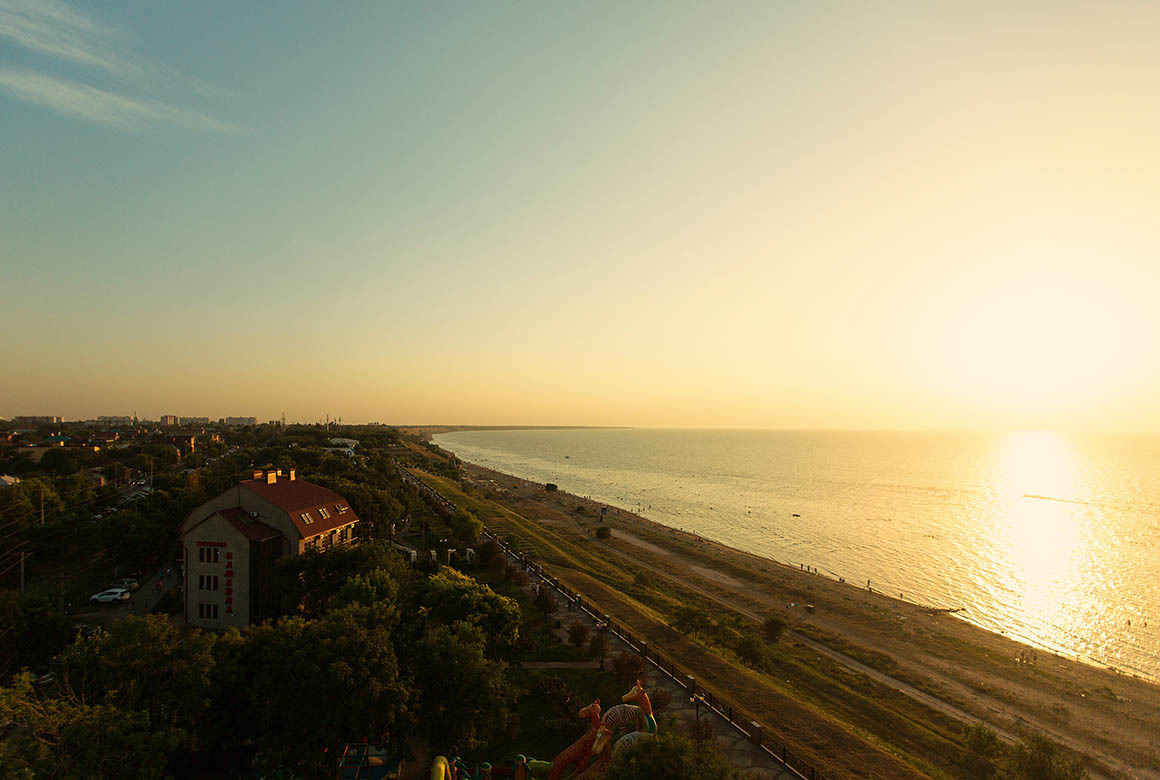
[4,2,1160,430]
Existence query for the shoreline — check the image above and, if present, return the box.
[432,432,1156,685]
[433,448,1160,779]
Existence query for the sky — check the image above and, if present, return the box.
[3,1,1160,431]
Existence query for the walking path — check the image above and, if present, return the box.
[501,538,806,780]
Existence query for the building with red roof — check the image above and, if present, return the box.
[179,469,360,629]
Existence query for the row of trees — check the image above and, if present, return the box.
[0,539,522,778]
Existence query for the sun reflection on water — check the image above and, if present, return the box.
[990,430,1088,654]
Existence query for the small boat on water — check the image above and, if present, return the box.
[792,513,801,517]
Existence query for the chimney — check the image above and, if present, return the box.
[266,470,277,484]
[252,470,263,481]
[288,468,296,481]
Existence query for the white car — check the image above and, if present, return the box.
[89,588,130,604]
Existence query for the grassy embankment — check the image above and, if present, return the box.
[410,468,997,780]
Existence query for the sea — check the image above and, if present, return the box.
[432,428,1160,682]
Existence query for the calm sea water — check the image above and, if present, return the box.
[433,429,1160,681]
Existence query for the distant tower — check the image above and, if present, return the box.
[281,411,286,427]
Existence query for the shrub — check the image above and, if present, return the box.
[568,621,591,648]
[610,652,645,688]
[1008,734,1087,780]
[533,588,556,617]
[588,633,609,666]
[605,729,745,780]
[762,614,786,643]
[965,723,1001,758]
[735,634,764,668]
[649,687,672,712]
[545,483,558,492]
[596,526,611,539]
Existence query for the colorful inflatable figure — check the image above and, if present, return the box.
[601,681,657,756]
[548,698,602,780]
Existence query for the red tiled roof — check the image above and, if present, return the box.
[240,476,359,538]
[219,507,283,542]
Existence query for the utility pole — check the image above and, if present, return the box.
[40,489,44,526]
[20,552,25,595]
[150,456,154,490]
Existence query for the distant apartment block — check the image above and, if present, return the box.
[221,416,257,426]
[160,414,178,426]
[98,415,135,426]
[14,415,62,424]
[180,416,210,425]
[179,469,360,629]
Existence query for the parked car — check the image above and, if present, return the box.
[110,578,139,591]
[89,588,130,604]
[29,666,55,688]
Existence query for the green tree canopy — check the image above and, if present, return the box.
[411,620,511,755]
[243,603,410,775]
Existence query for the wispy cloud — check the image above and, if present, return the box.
[0,0,135,74]
[0,69,239,132]
[0,0,237,132]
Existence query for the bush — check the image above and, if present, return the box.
[533,588,556,617]
[545,483,558,492]
[588,633,609,666]
[610,651,645,688]
[568,621,591,648]
[649,687,671,712]
[605,730,744,780]
[965,723,1001,758]
[596,526,611,539]
[1008,734,1087,780]
[735,634,764,668]
[762,614,786,643]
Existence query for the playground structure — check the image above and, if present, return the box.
[424,684,659,780]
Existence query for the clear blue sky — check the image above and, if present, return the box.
[5,1,1160,430]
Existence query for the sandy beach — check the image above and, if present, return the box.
[454,459,1160,780]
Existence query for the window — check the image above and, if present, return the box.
[300,512,313,524]
[318,507,330,520]
[197,603,219,620]
[198,575,219,591]
[338,526,349,543]
[336,504,348,514]
[305,537,318,549]
[198,547,221,564]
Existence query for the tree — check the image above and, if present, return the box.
[545,483,558,492]
[52,615,215,737]
[450,510,483,546]
[568,621,591,647]
[735,634,764,668]
[0,592,75,675]
[243,603,410,775]
[671,606,713,640]
[589,632,609,669]
[0,675,184,780]
[409,568,521,659]
[604,729,745,780]
[609,651,644,689]
[411,621,511,754]
[275,539,410,617]
[1008,734,1087,780]
[533,587,557,618]
[762,614,786,643]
